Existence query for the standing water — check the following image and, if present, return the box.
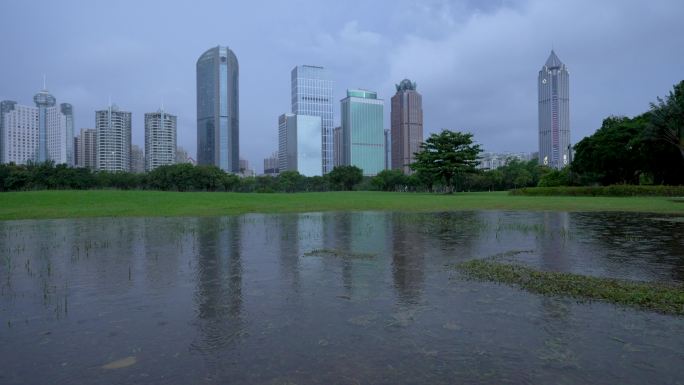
[1,211,683,384]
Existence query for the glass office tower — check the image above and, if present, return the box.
[340,89,384,176]
[538,50,570,170]
[278,113,322,177]
[197,46,239,172]
[291,65,333,174]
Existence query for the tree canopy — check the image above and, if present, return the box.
[410,130,482,192]
[648,80,684,159]
[327,165,363,191]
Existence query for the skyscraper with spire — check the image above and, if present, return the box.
[1,84,73,165]
[538,50,570,169]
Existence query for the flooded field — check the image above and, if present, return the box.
[1,211,683,384]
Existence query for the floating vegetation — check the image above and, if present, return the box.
[455,259,684,315]
[487,250,535,260]
[649,217,684,223]
[102,356,137,370]
[302,248,376,259]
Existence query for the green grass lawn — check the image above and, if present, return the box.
[0,190,682,220]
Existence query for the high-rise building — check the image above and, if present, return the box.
[278,113,322,177]
[1,102,38,164]
[1,91,72,165]
[0,100,17,162]
[96,105,131,172]
[340,89,384,176]
[77,128,97,169]
[391,79,423,174]
[60,103,74,166]
[131,144,145,173]
[144,109,177,171]
[291,65,334,174]
[538,50,570,170]
[196,45,239,172]
[333,126,343,168]
[74,136,80,166]
[33,89,56,162]
[384,129,391,171]
[263,151,279,175]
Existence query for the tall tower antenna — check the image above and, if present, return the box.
[43,74,46,90]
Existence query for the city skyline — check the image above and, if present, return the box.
[0,1,683,172]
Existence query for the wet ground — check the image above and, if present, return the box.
[1,211,683,384]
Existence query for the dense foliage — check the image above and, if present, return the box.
[0,162,371,193]
[571,81,684,185]
[510,185,684,197]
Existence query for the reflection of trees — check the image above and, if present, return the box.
[191,216,243,356]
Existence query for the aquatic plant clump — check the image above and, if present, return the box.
[302,248,376,259]
[456,259,684,315]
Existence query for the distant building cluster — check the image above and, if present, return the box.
[1,89,73,166]
[477,152,537,170]
[267,64,424,177]
[2,47,570,176]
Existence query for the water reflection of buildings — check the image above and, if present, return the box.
[191,217,244,356]
[538,212,571,272]
[389,213,425,305]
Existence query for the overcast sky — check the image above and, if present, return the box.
[1,0,682,172]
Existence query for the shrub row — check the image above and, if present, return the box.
[510,185,684,197]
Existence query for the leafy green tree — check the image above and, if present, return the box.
[538,168,572,187]
[410,130,482,192]
[221,173,240,191]
[571,116,647,185]
[277,171,305,192]
[304,175,329,192]
[370,169,408,191]
[648,80,684,159]
[328,165,363,191]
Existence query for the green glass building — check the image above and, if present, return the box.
[340,89,384,176]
